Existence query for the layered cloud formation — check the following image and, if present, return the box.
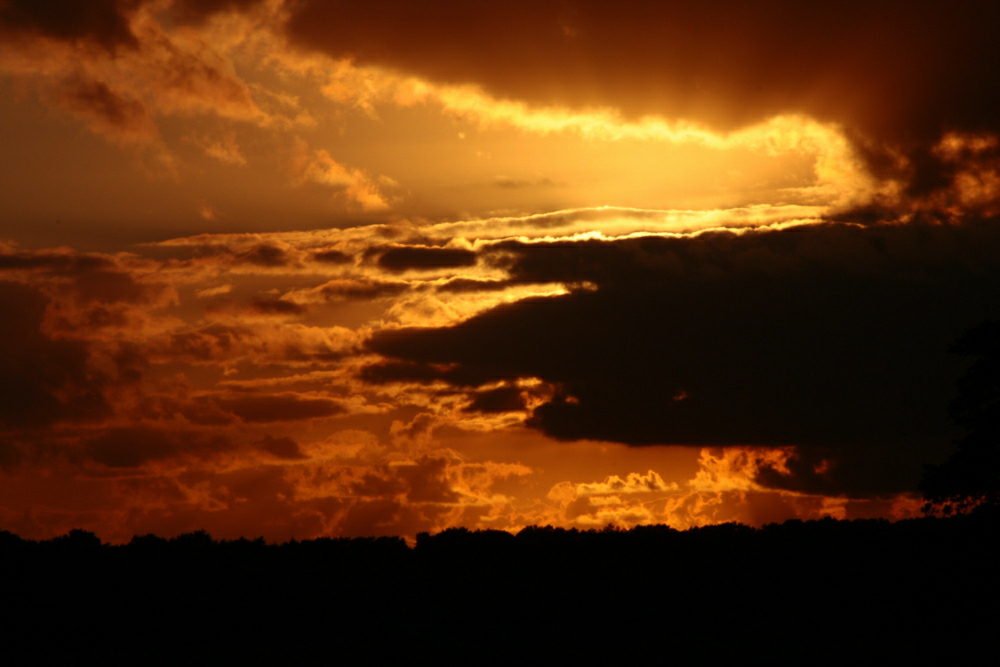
[1,1,997,541]
[1,203,990,539]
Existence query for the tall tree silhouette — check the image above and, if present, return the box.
[921,319,1000,514]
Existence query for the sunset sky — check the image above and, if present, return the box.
[2,0,1000,542]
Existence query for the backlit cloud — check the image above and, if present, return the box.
[1,1,996,543]
[290,139,391,211]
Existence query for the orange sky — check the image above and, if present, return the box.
[2,0,999,542]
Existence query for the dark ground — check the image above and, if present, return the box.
[3,516,997,664]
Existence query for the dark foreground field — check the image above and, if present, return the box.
[3,516,998,664]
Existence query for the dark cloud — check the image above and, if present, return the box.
[86,428,173,468]
[753,444,936,498]
[167,325,251,361]
[395,456,460,503]
[391,412,435,443]
[311,249,353,265]
[52,76,153,141]
[336,497,430,538]
[376,246,477,273]
[248,298,307,315]
[0,281,109,429]
[319,278,410,301]
[236,244,289,267]
[280,344,349,364]
[0,251,113,273]
[284,0,1000,201]
[257,434,306,460]
[435,278,515,294]
[0,0,271,50]
[0,0,139,50]
[172,397,235,426]
[368,220,1000,496]
[217,394,345,422]
[66,270,153,304]
[349,471,406,500]
[463,387,525,413]
[0,251,163,311]
[112,341,147,383]
[285,1,1000,146]
[358,360,502,388]
[349,455,460,504]
[85,426,234,468]
[358,360,446,385]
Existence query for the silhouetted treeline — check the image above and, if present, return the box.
[3,516,998,663]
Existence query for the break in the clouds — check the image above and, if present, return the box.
[1,1,997,542]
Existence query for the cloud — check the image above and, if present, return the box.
[49,75,159,146]
[248,297,307,316]
[5,1,994,214]
[195,284,232,298]
[291,140,390,211]
[168,0,269,26]
[311,249,353,265]
[392,456,462,503]
[536,452,916,532]
[0,250,114,275]
[309,62,868,206]
[281,1,1000,205]
[61,269,157,305]
[689,448,793,493]
[576,471,677,496]
[463,387,525,413]
[0,0,138,50]
[159,320,359,366]
[284,1,1000,144]
[318,450,533,538]
[257,434,307,460]
[165,324,254,361]
[435,278,514,294]
[358,360,504,388]
[0,281,109,429]
[315,277,410,301]
[235,244,289,267]
[190,132,247,165]
[1,256,177,338]
[367,219,1000,495]
[85,426,234,468]
[0,0,278,151]
[216,393,345,422]
[375,246,478,273]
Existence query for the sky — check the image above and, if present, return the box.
[2,0,1000,542]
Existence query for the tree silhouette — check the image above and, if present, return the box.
[921,319,1000,515]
